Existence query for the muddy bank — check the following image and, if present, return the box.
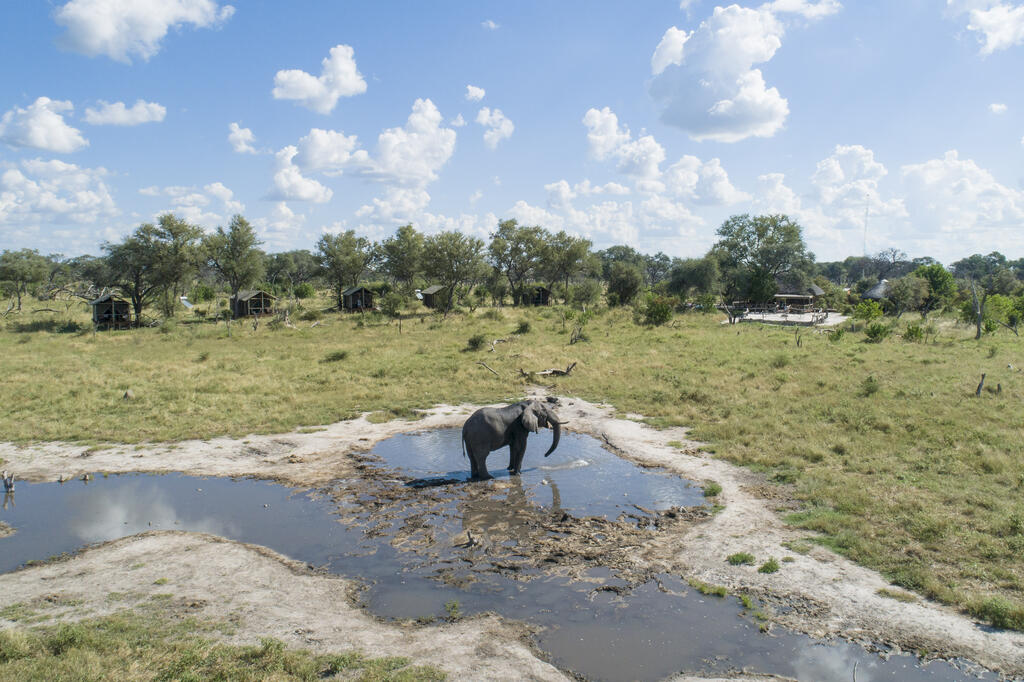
[1,395,1022,676]
[0,520,12,538]
[0,531,566,681]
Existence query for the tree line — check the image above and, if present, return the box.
[2,213,1023,336]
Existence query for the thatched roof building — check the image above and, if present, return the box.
[862,280,889,301]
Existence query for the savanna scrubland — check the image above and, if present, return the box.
[2,214,1024,679]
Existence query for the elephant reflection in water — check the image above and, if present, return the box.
[457,474,563,549]
[2,492,13,510]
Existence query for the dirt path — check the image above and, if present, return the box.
[1,395,1022,677]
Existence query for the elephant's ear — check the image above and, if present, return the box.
[520,403,540,433]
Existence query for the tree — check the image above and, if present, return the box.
[266,250,319,296]
[0,249,49,310]
[872,248,910,279]
[887,275,928,318]
[422,231,486,317]
[380,224,424,292]
[912,263,955,320]
[710,214,813,303]
[668,257,720,299]
[643,252,673,286]
[316,230,379,309]
[596,245,645,282]
[965,267,1017,340]
[487,219,549,305]
[606,262,643,306]
[151,213,203,315]
[540,231,592,301]
[202,215,265,303]
[103,226,165,322]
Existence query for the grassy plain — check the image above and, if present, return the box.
[0,605,444,681]
[1,299,1022,628]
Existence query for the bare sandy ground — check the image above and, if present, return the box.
[1,395,1022,678]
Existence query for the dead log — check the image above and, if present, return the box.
[476,361,500,377]
[532,362,577,377]
[976,373,986,397]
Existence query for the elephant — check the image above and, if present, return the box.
[461,399,565,480]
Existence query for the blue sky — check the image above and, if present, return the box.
[1,0,1022,263]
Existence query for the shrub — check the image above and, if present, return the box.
[864,322,891,343]
[321,350,348,363]
[902,324,923,342]
[158,319,176,335]
[299,309,323,322]
[466,334,487,351]
[860,375,880,397]
[514,320,531,335]
[640,294,676,326]
[770,353,790,368]
[703,481,722,497]
[695,293,717,312]
[481,308,503,321]
[758,558,780,574]
[190,283,215,302]
[854,300,883,324]
[293,283,315,299]
[829,328,846,343]
[727,552,755,565]
[569,279,602,307]
[968,595,1024,630]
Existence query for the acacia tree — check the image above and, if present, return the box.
[103,226,165,322]
[422,231,486,317]
[316,230,379,309]
[0,249,49,311]
[540,231,592,301]
[202,215,265,303]
[151,213,203,314]
[487,219,549,305]
[886,275,928,318]
[710,214,813,303]
[380,224,424,292]
[668,256,720,299]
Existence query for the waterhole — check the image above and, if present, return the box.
[0,430,990,681]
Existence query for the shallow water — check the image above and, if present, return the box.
[0,430,991,681]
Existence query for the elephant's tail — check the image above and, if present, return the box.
[461,430,467,459]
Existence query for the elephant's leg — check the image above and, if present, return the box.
[474,450,493,480]
[508,434,527,475]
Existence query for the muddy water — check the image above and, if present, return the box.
[0,430,991,681]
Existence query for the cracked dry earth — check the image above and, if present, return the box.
[1,394,1022,680]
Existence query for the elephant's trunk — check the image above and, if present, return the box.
[543,419,561,457]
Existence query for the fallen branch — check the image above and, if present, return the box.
[476,361,500,377]
[521,362,577,378]
[489,337,512,352]
[30,308,63,314]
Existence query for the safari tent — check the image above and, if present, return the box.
[88,293,131,329]
[231,290,276,317]
[342,286,374,311]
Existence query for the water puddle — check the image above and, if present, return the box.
[0,430,992,681]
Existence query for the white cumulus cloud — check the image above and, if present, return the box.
[947,1,1024,54]
[54,0,234,63]
[902,150,1024,234]
[649,5,790,142]
[763,0,842,20]
[294,128,368,175]
[482,19,499,30]
[0,158,116,226]
[227,122,256,153]
[271,146,333,203]
[476,107,514,149]
[0,97,88,153]
[450,114,466,127]
[84,99,165,125]
[364,99,457,186]
[272,44,367,114]
[989,102,1008,114]
[466,85,486,101]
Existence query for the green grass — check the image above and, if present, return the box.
[876,588,917,603]
[727,552,755,565]
[2,303,1023,629]
[687,578,728,597]
[758,558,780,574]
[0,610,445,681]
[702,481,723,497]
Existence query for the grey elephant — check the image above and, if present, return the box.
[461,399,565,480]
